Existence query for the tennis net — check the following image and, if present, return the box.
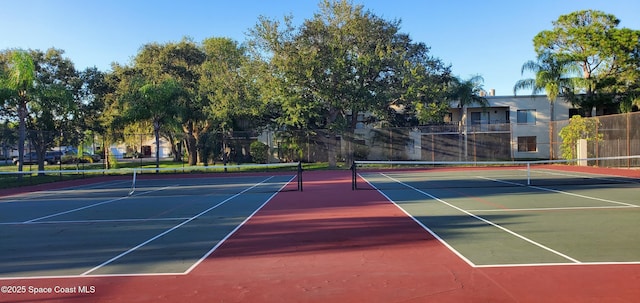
[0,162,303,195]
[352,156,640,190]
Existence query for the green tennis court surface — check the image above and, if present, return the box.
[0,174,296,278]
[358,166,640,267]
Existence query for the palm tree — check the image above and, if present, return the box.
[514,53,580,158]
[450,75,488,160]
[2,50,36,174]
[451,75,488,131]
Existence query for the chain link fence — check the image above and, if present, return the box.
[551,111,640,167]
[2,111,638,167]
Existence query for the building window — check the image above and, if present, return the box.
[517,136,537,152]
[470,112,482,125]
[517,109,536,124]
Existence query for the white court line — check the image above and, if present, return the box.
[0,175,296,280]
[478,176,640,208]
[81,176,276,276]
[0,272,186,281]
[378,172,582,264]
[0,217,190,225]
[534,169,640,184]
[4,260,639,281]
[184,175,296,274]
[23,185,175,223]
[474,260,640,268]
[468,205,636,213]
[360,174,477,268]
[0,180,132,203]
[48,179,133,192]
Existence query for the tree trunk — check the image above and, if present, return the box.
[222,133,227,168]
[30,125,48,175]
[17,99,26,178]
[325,110,340,168]
[327,135,337,168]
[154,120,160,172]
[162,132,181,162]
[197,134,208,166]
[184,122,197,165]
[320,130,337,168]
[343,130,354,167]
[104,137,110,170]
[549,101,555,159]
[187,134,197,165]
[175,142,182,162]
[344,108,360,166]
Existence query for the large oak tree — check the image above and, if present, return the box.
[249,0,451,166]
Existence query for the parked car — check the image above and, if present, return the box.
[86,152,102,162]
[12,151,63,166]
[61,151,102,164]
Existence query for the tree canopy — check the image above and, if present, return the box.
[251,0,452,129]
[248,0,451,166]
[533,9,640,113]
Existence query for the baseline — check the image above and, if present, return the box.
[375,172,582,264]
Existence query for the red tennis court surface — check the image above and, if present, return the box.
[1,170,639,302]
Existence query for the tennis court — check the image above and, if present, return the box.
[354,159,640,267]
[0,165,300,279]
[0,159,639,302]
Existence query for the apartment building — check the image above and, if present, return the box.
[456,94,573,159]
[347,94,574,161]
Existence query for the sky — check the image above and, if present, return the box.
[1,0,639,97]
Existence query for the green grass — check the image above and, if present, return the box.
[301,162,349,170]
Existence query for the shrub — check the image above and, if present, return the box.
[559,115,602,161]
[250,141,269,164]
[108,154,119,169]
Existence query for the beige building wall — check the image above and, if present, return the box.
[455,95,573,159]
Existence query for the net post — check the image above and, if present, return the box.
[297,162,303,192]
[526,162,531,186]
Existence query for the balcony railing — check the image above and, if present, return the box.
[418,122,511,134]
[468,123,511,132]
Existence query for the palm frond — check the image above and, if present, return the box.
[513,78,541,95]
[520,60,541,75]
[7,50,35,92]
[514,52,579,101]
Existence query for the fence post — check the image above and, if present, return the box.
[297,162,303,192]
[351,162,357,190]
